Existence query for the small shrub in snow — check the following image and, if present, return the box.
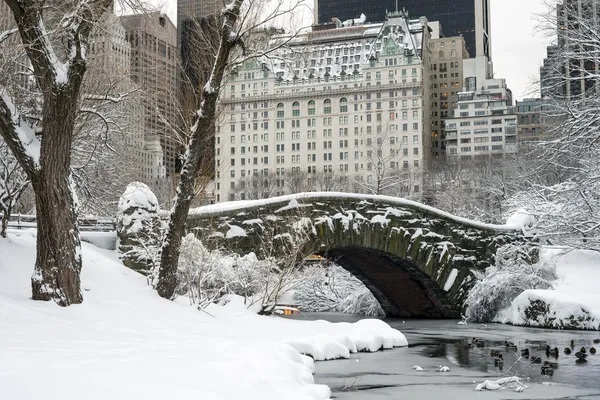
[176,234,303,313]
[465,244,557,322]
[294,264,384,317]
[176,234,267,308]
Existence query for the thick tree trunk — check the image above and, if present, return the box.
[30,91,82,306]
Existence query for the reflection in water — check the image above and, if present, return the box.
[392,319,600,389]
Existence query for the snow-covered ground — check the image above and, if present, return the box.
[495,249,600,330]
[0,230,406,400]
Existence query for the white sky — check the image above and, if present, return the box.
[157,0,554,102]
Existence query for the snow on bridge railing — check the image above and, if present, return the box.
[181,192,523,234]
[6,213,116,231]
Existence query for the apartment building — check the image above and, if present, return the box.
[215,13,432,202]
[428,36,469,160]
[516,98,553,143]
[444,56,517,160]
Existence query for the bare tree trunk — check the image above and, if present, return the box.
[157,0,244,299]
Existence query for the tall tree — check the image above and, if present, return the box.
[0,0,113,305]
[157,0,309,299]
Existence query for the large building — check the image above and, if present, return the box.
[315,0,491,58]
[444,56,517,160]
[120,13,179,180]
[428,35,470,159]
[177,0,221,94]
[540,0,600,99]
[215,13,433,202]
[516,98,549,143]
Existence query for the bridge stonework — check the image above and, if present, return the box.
[187,194,523,318]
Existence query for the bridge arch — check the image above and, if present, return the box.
[187,193,523,318]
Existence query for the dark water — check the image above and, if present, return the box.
[291,314,600,398]
[394,318,600,389]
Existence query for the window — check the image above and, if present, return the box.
[324,99,332,114]
[339,97,348,112]
[413,135,418,144]
[292,101,300,116]
[308,100,315,115]
[277,102,284,118]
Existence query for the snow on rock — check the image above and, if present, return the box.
[412,365,423,371]
[506,209,536,235]
[225,224,247,238]
[443,268,458,292]
[494,249,600,330]
[370,214,390,226]
[0,232,408,400]
[188,192,519,233]
[118,182,159,216]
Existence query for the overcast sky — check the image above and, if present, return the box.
[159,0,554,102]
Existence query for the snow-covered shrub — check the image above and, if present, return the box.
[176,234,303,312]
[294,264,384,317]
[465,244,557,322]
[116,182,162,274]
[176,234,267,307]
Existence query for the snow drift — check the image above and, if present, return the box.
[0,231,407,400]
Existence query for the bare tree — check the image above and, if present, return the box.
[503,0,600,250]
[352,123,414,196]
[0,0,127,305]
[233,171,279,200]
[0,139,29,237]
[157,0,310,299]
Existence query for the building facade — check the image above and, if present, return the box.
[120,13,179,180]
[516,98,552,143]
[428,36,469,159]
[540,0,600,99]
[215,14,432,202]
[444,58,517,160]
[315,0,491,58]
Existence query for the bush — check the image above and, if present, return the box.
[465,244,557,322]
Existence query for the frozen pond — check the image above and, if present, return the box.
[292,314,600,399]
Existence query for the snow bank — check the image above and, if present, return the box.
[80,230,117,250]
[0,232,407,400]
[494,249,600,330]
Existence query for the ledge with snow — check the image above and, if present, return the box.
[0,231,407,400]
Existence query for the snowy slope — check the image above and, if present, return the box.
[0,231,406,400]
[495,249,600,330]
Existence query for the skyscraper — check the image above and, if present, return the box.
[177,0,221,92]
[315,0,491,59]
[540,0,599,99]
[120,13,179,179]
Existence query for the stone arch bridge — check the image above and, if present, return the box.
[187,193,524,318]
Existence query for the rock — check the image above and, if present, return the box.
[117,182,161,274]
